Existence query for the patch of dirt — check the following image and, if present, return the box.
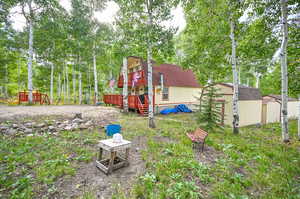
[193,145,223,165]
[51,136,148,199]
[0,105,119,121]
[153,135,175,143]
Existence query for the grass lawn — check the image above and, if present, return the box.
[1,113,300,199]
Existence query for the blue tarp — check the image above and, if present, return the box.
[160,108,179,115]
[160,104,192,115]
[176,104,192,113]
[105,124,121,136]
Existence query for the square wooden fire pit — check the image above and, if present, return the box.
[96,138,132,174]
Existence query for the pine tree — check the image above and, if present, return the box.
[196,84,224,132]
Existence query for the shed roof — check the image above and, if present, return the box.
[263,94,298,102]
[218,83,262,101]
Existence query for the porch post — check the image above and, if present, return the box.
[122,57,128,112]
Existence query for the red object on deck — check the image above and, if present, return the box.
[103,94,153,116]
[118,70,146,88]
[18,91,50,105]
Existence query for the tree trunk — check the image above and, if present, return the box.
[72,64,76,103]
[147,1,155,128]
[280,0,289,142]
[57,72,61,101]
[50,63,54,104]
[93,47,98,104]
[27,17,34,104]
[122,57,128,112]
[298,94,300,141]
[63,67,66,104]
[4,64,8,98]
[255,73,260,88]
[18,59,20,92]
[66,64,69,103]
[79,72,82,104]
[230,17,239,134]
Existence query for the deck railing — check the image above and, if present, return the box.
[103,94,150,110]
[103,94,123,107]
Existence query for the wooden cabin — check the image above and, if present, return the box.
[103,56,202,115]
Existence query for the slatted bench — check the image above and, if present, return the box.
[186,128,208,152]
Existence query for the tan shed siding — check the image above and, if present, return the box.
[223,95,233,126]
[266,102,281,123]
[215,84,232,95]
[238,100,262,126]
[223,98,262,127]
[288,101,298,118]
[155,86,202,105]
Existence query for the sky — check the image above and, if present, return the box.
[10,0,186,33]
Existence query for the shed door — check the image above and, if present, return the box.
[261,104,267,124]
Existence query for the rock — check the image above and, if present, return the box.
[55,121,62,125]
[135,147,140,152]
[58,124,65,129]
[24,128,33,134]
[85,120,93,126]
[79,124,88,130]
[6,129,17,135]
[24,122,32,127]
[64,125,73,131]
[48,126,56,131]
[36,123,45,128]
[74,113,82,119]
[11,124,18,128]
[0,126,9,133]
[27,134,33,137]
[72,118,84,124]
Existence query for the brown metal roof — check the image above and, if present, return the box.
[141,61,201,88]
[263,94,298,102]
[218,83,262,101]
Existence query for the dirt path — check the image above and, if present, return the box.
[53,136,147,199]
[0,105,119,120]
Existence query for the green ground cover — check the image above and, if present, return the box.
[1,113,299,199]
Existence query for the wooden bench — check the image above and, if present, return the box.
[186,128,208,152]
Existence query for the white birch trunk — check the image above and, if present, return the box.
[4,64,8,98]
[18,59,20,92]
[122,57,128,112]
[93,47,98,103]
[79,72,82,104]
[72,64,76,103]
[57,73,61,99]
[27,17,34,104]
[280,0,289,142]
[147,0,155,128]
[50,63,54,104]
[230,18,239,134]
[66,64,69,103]
[63,68,66,104]
[298,95,300,140]
[255,73,260,88]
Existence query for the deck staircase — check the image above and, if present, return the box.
[137,97,148,116]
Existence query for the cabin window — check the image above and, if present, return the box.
[162,87,169,101]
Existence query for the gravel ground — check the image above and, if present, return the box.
[0,105,119,120]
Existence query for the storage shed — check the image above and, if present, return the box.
[215,83,263,127]
[262,95,299,124]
